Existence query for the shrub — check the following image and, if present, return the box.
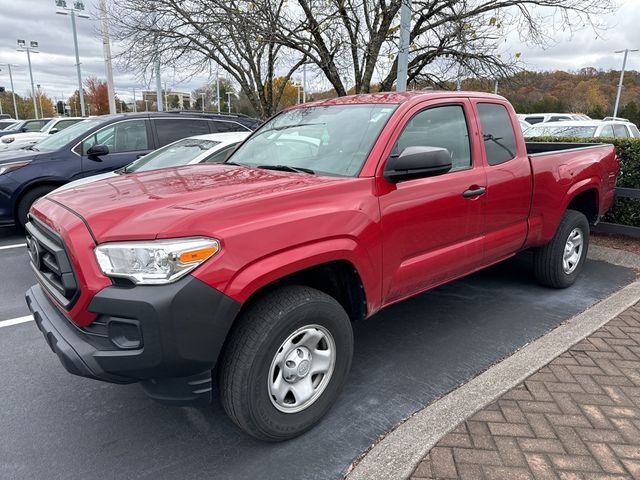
[527,136,640,227]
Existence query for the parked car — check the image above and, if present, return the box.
[0,118,51,138]
[0,117,85,151]
[0,112,258,227]
[518,119,531,132]
[523,120,640,139]
[52,131,250,193]
[517,113,591,124]
[26,91,618,441]
[0,119,17,130]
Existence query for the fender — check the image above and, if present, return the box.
[222,236,381,313]
[538,177,600,243]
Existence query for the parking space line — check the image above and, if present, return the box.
[0,315,33,328]
[0,243,27,251]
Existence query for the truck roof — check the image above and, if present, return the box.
[304,90,506,107]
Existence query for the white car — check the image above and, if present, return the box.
[0,117,84,151]
[524,120,640,139]
[51,131,250,193]
[517,113,591,124]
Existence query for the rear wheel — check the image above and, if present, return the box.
[217,285,353,441]
[533,209,589,288]
[16,186,56,229]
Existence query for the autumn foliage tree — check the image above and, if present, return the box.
[68,77,119,116]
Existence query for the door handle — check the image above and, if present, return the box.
[462,186,486,198]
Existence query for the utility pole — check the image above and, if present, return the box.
[2,64,19,119]
[132,88,137,112]
[164,82,169,110]
[494,80,499,95]
[396,0,411,92]
[17,40,40,118]
[216,70,221,113]
[226,92,232,113]
[99,0,116,114]
[302,63,307,102]
[613,49,639,119]
[201,92,205,112]
[155,58,163,111]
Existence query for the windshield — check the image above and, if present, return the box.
[125,138,221,173]
[228,104,397,176]
[34,118,104,152]
[39,119,56,132]
[524,125,597,138]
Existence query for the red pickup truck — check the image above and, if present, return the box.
[25,92,618,441]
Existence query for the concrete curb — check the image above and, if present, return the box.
[347,251,640,480]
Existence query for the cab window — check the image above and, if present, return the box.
[599,125,614,137]
[81,120,149,154]
[613,124,629,138]
[477,103,518,165]
[393,105,472,172]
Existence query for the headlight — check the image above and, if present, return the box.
[0,160,32,175]
[95,237,220,285]
[2,136,15,144]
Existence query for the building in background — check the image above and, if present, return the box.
[141,90,191,110]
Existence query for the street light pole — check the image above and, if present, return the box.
[99,0,116,114]
[2,65,20,119]
[226,92,232,113]
[17,40,40,119]
[37,84,44,118]
[55,1,89,117]
[216,70,221,113]
[396,0,411,92]
[201,92,205,112]
[613,49,639,119]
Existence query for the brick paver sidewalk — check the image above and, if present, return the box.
[412,302,640,480]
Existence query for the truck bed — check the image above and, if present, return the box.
[526,142,611,156]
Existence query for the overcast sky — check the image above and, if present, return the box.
[0,0,639,103]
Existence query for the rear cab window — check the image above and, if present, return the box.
[477,103,518,165]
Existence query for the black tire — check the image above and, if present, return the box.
[533,209,590,289]
[217,285,353,441]
[16,186,56,229]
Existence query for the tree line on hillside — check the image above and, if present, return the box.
[461,68,640,123]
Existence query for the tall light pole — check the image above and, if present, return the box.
[132,88,137,112]
[99,0,116,114]
[1,65,20,119]
[201,92,206,112]
[36,84,44,118]
[16,40,39,118]
[216,70,221,113]
[396,0,411,92]
[226,92,232,113]
[55,0,89,117]
[613,49,639,119]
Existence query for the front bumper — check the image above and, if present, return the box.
[26,276,240,405]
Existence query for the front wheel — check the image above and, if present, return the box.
[217,286,353,441]
[533,209,590,288]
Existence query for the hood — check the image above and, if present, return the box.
[0,148,40,164]
[46,164,346,242]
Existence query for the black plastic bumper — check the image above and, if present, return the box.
[26,276,240,405]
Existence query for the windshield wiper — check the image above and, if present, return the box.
[257,122,324,136]
[257,164,315,175]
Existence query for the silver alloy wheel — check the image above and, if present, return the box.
[268,324,336,414]
[562,227,584,274]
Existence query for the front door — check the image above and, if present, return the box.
[378,100,487,304]
[80,119,153,175]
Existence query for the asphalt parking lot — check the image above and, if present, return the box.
[0,228,635,480]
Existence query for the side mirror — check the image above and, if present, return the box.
[86,144,109,161]
[384,146,452,182]
[20,127,27,132]
[49,128,59,134]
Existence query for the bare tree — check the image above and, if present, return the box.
[259,0,615,94]
[109,0,306,118]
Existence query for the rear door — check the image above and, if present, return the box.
[152,118,211,147]
[79,119,153,175]
[472,100,532,264]
[378,99,486,303]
